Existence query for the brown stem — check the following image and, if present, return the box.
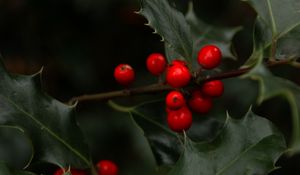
[198,59,289,82]
[68,60,291,104]
[68,83,172,104]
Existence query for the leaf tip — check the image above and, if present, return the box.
[68,100,78,108]
[134,9,142,15]
[225,110,233,124]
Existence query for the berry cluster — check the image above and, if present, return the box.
[54,160,118,175]
[113,45,224,133]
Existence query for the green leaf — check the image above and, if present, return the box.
[186,3,241,64]
[108,100,182,165]
[164,43,183,63]
[0,60,91,168]
[168,110,286,175]
[276,26,300,59]
[138,0,193,61]
[243,58,300,154]
[244,0,300,59]
[0,125,33,169]
[0,163,36,175]
[242,17,271,68]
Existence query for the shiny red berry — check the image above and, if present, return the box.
[188,90,213,114]
[165,90,186,110]
[202,80,224,97]
[171,59,187,66]
[197,45,222,69]
[114,64,135,86]
[167,106,192,132]
[97,160,118,175]
[54,168,86,175]
[146,53,167,76]
[166,64,191,88]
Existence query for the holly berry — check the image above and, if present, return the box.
[146,53,167,76]
[54,168,86,175]
[197,45,222,69]
[202,80,224,97]
[188,90,213,114]
[97,160,118,175]
[114,64,135,86]
[166,64,191,88]
[167,106,192,132]
[171,59,187,66]
[165,90,186,110]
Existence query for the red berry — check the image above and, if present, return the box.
[188,90,213,114]
[146,53,167,76]
[197,45,222,69]
[114,64,135,86]
[167,106,192,132]
[165,90,186,110]
[54,168,86,175]
[171,59,187,66]
[202,80,224,97]
[97,160,118,175]
[166,64,191,88]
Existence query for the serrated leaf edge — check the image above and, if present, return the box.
[0,61,91,167]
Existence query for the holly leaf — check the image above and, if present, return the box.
[168,110,286,175]
[0,163,36,175]
[0,125,33,169]
[138,0,193,62]
[243,55,300,154]
[109,99,227,166]
[186,2,241,65]
[0,60,91,168]
[241,17,270,68]
[244,0,300,60]
[164,43,183,63]
[108,100,182,165]
[276,26,300,59]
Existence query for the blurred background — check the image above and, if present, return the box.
[0,0,299,174]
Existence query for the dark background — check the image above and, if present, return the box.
[0,0,299,174]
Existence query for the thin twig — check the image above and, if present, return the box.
[68,84,172,104]
[68,59,292,104]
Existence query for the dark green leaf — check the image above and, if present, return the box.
[242,17,271,67]
[108,100,182,166]
[138,0,193,61]
[164,43,183,63]
[0,60,91,168]
[168,110,286,175]
[0,163,36,175]
[186,2,241,65]
[243,56,300,154]
[0,126,32,169]
[244,0,300,59]
[276,26,300,59]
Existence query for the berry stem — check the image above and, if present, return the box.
[68,59,293,104]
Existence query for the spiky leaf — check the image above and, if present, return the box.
[244,0,300,60]
[243,55,300,154]
[0,60,91,168]
[168,110,286,175]
[138,0,193,61]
